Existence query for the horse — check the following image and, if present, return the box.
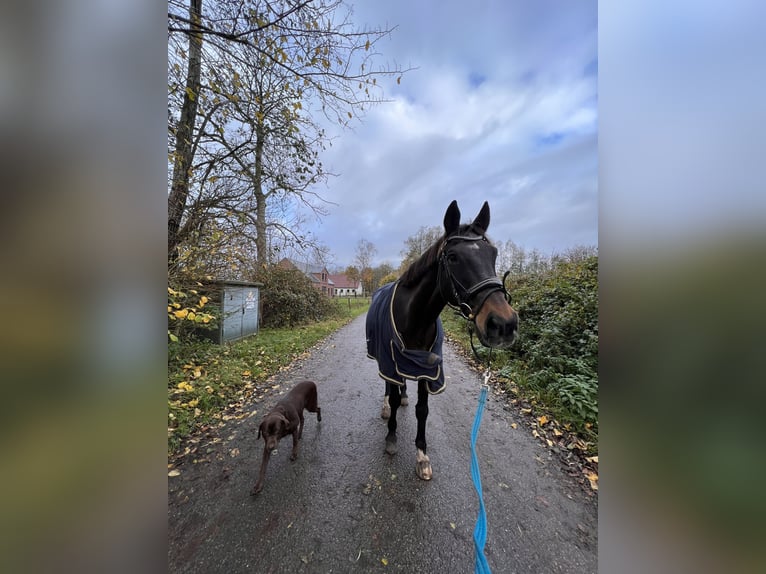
[365,200,519,480]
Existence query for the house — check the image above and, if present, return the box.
[329,274,363,297]
[278,258,335,296]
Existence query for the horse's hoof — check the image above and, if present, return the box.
[400,396,409,406]
[416,450,432,480]
[381,404,391,419]
[385,436,397,455]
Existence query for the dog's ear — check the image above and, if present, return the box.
[277,414,290,429]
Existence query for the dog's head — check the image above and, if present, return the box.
[258,413,289,451]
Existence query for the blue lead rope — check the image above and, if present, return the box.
[471,383,491,574]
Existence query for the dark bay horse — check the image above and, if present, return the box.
[366,200,519,480]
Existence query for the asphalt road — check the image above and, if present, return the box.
[168,313,597,573]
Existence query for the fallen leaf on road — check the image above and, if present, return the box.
[450,522,456,530]
[381,558,388,566]
[584,471,598,490]
[538,415,549,426]
[168,469,181,477]
[229,448,240,457]
[586,455,598,464]
[510,423,517,429]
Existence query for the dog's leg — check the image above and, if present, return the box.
[290,430,300,460]
[251,445,272,495]
[306,384,322,422]
[297,412,305,440]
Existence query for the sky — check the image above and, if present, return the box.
[302,0,598,269]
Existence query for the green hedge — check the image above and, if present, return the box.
[508,256,598,436]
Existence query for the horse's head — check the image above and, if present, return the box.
[438,200,519,349]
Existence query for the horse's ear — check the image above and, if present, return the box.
[473,201,490,233]
[443,200,461,235]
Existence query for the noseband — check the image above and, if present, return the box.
[437,234,511,322]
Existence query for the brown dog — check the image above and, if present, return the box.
[251,380,321,495]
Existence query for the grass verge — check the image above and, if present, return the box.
[167,297,369,454]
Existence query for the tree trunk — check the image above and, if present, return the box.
[254,120,267,266]
[168,0,203,265]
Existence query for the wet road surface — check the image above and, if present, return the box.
[168,313,597,573]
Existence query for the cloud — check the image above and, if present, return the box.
[304,1,598,268]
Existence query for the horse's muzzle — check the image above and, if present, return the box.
[475,293,519,349]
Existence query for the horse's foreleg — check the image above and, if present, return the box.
[415,379,432,480]
[381,382,391,419]
[400,382,409,406]
[385,383,401,455]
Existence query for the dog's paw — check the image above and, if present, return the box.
[251,484,263,496]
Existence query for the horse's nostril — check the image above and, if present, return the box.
[487,313,518,340]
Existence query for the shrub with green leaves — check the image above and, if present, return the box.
[442,254,598,444]
[167,284,218,342]
[508,256,598,435]
[254,266,338,327]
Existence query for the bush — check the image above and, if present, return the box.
[167,283,218,342]
[507,256,599,435]
[254,266,338,327]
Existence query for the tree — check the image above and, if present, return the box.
[498,239,527,276]
[168,0,412,272]
[168,0,204,265]
[372,262,394,291]
[354,238,377,294]
[399,225,442,272]
[525,247,549,275]
[344,265,360,285]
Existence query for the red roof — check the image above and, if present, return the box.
[328,274,360,289]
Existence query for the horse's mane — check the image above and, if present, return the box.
[398,223,485,287]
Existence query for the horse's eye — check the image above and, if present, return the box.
[446,252,458,263]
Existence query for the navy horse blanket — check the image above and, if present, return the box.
[366,282,446,394]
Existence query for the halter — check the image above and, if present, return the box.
[437,234,511,322]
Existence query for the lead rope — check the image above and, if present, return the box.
[471,350,493,574]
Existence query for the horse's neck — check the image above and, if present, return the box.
[393,270,445,350]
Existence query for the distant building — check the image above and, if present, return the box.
[329,274,363,297]
[277,258,335,296]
